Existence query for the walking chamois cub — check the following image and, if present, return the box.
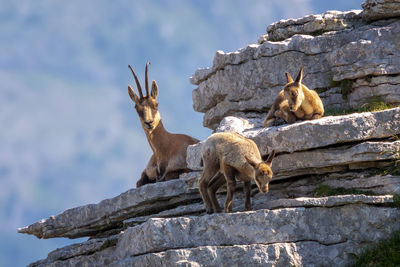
[263,67,324,127]
[199,132,275,213]
[128,63,199,187]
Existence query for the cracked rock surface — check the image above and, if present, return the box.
[191,8,400,129]
[29,195,399,267]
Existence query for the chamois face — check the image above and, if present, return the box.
[283,67,305,112]
[246,150,275,193]
[134,96,161,132]
[128,63,161,133]
[284,83,304,112]
[254,164,273,193]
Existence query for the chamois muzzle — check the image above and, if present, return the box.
[260,184,269,193]
[144,121,154,129]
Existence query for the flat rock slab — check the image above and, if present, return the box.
[266,10,363,42]
[30,195,398,267]
[187,108,400,169]
[249,108,400,154]
[362,0,400,21]
[117,204,400,257]
[18,177,199,239]
[115,241,360,267]
[30,235,119,267]
[271,140,400,179]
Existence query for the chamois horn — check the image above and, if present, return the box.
[145,62,150,97]
[128,65,144,99]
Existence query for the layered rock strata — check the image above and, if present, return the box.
[191,7,400,129]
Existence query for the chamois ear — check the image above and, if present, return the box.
[265,150,275,166]
[295,67,303,84]
[151,80,159,99]
[245,155,259,169]
[128,85,140,104]
[285,72,294,84]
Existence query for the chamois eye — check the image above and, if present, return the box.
[292,92,296,97]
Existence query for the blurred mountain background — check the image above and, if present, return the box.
[0,0,363,266]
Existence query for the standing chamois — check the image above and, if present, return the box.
[263,67,324,127]
[198,132,275,213]
[128,63,199,187]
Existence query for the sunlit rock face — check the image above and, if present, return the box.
[191,6,400,129]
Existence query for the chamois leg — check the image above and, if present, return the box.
[207,172,226,213]
[136,155,158,188]
[223,166,237,213]
[279,105,297,124]
[199,165,219,214]
[243,181,252,211]
[311,112,323,120]
[136,171,156,188]
[263,108,276,127]
[160,168,191,182]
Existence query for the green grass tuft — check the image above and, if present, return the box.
[309,29,326,37]
[353,229,400,267]
[314,87,330,94]
[324,99,398,116]
[339,79,354,99]
[393,194,400,209]
[378,160,400,176]
[314,184,376,197]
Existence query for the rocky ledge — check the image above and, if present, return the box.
[27,195,400,267]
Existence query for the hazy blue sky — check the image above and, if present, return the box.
[0,0,363,266]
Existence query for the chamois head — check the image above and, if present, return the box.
[246,150,276,193]
[284,67,305,112]
[128,63,161,133]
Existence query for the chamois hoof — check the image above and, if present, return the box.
[156,176,165,182]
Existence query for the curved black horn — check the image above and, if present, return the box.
[145,62,150,97]
[128,65,144,99]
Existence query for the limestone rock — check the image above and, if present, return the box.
[319,87,350,110]
[191,17,400,129]
[187,109,400,170]
[117,205,400,257]
[29,236,118,267]
[248,108,400,155]
[18,178,199,239]
[27,183,399,266]
[115,242,358,267]
[33,196,394,266]
[30,246,117,267]
[271,141,400,179]
[347,75,400,108]
[186,142,204,171]
[362,0,400,21]
[267,10,363,42]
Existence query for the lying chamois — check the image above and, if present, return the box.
[198,132,275,213]
[128,63,199,187]
[263,67,324,127]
